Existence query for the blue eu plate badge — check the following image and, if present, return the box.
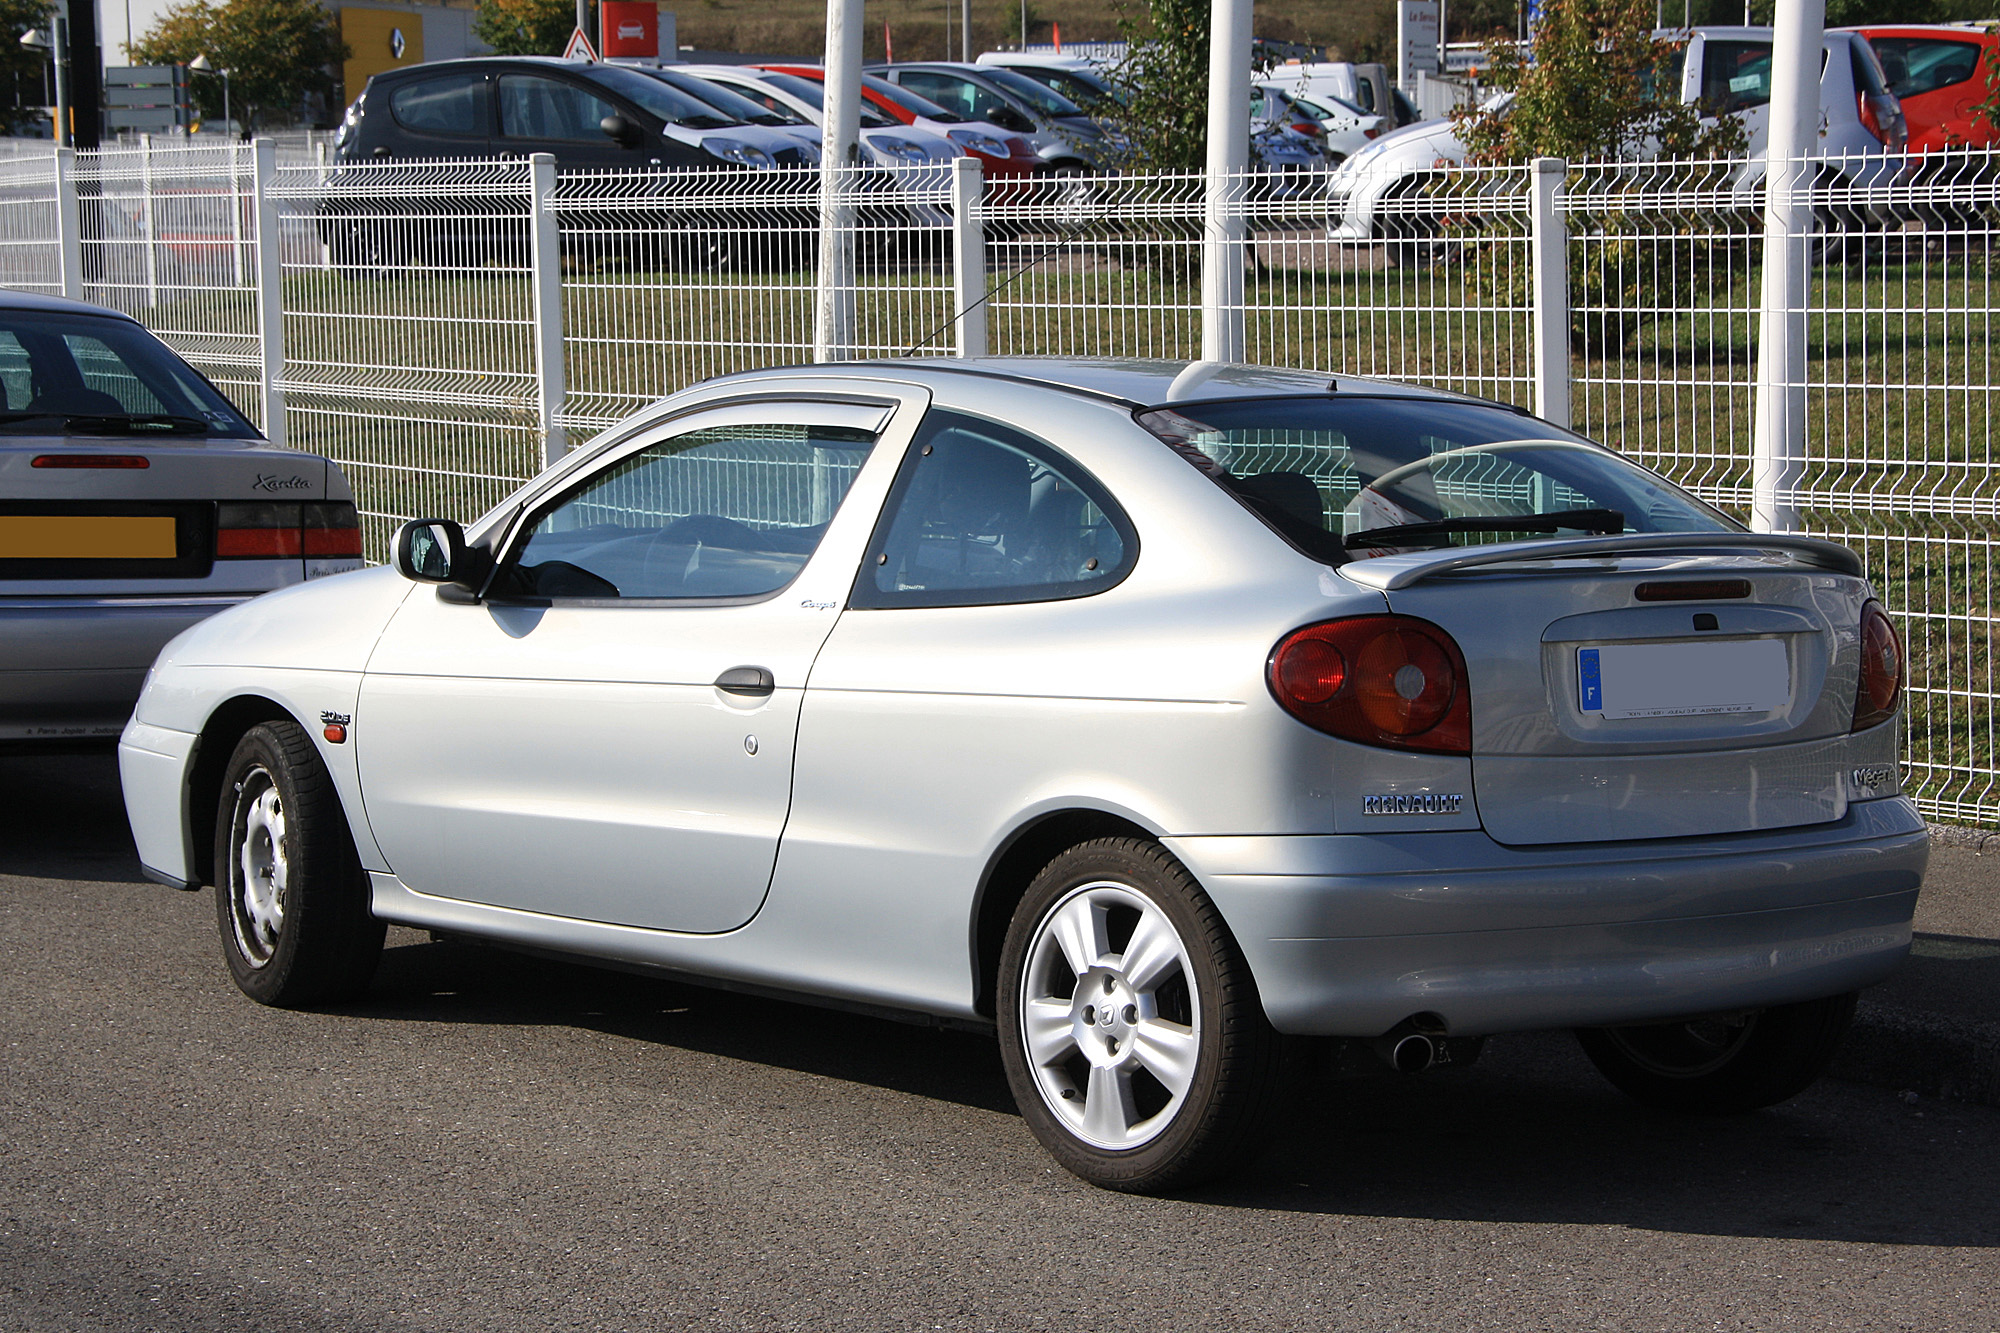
[1578,648,1603,711]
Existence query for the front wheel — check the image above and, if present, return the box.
[1574,992,1858,1115]
[215,720,384,1007]
[996,838,1285,1193]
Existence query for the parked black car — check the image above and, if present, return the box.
[321,57,817,275]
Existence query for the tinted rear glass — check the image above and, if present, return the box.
[391,73,489,137]
[1870,36,1982,98]
[0,310,257,437]
[1137,396,1734,564]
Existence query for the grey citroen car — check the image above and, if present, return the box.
[2,292,361,747]
[119,357,1924,1192]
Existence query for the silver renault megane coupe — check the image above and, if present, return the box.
[119,357,1925,1192]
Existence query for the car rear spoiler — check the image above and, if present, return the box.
[1336,532,1865,592]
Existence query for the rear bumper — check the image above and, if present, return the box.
[1168,797,1927,1037]
[0,595,247,740]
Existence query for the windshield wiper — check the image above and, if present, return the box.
[61,412,213,434]
[1344,508,1626,550]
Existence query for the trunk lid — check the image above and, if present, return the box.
[1350,540,1874,845]
[0,437,332,595]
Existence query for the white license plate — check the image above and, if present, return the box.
[1577,640,1789,719]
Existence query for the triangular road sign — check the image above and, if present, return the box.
[563,27,599,61]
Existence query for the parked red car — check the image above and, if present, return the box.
[1851,24,1998,153]
[756,64,1044,179]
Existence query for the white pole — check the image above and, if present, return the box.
[1750,0,1823,534]
[1200,0,1251,364]
[250,138,285,447]
[961,0,971,61]
[949,155,987,357]
[528,153,568,467]
[1529,156,1570,429]
[53,145,82,300]
[815,0,863,362]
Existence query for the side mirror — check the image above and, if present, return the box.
[600,113,644,148]
[991,106,1033,134]
[393,517,467,585]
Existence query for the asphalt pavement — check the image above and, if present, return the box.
[4,752,1999,1330]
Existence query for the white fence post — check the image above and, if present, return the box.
[1751,0,1824,535]
[1200,0,1252,363]
[950,156,987,358]
[528,153,568,468]
[52,147,82,300]
[250,138,286,448]
[1529,156,1571,429]
[140,134,160,308]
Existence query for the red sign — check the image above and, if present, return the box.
[601,1,658,58]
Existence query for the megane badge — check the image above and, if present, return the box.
[1363,793,1465,816]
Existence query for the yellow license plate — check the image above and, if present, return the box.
[0,515,178,559]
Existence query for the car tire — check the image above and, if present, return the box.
[1574,992,1858,1115]
[214,720,385,1008]
[996,837,1286,1193]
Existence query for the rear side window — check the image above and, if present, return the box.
[1870,37,1982,98]
[854,410,1133,608]
[390,74,490,137]
[1702,40,1774,112]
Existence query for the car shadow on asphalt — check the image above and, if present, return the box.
[352,932,2000,1248]
[16,757,1999,1247]
[0,750,147,883]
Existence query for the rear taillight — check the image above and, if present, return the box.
[1859,92,1906,151]
[1363,126,1380,140]
[304,501,363,557]
[1852,601,1903,732]
[217,500,363,559]
[216,502,302,557]
[1268,615,1472,754]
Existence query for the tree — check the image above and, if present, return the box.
[474,0,592,57]
[1455,0,1742,165]
[1451,0,1746,357]
[132,0,346,133]
[1101,0,1211,173]
[0,0,54,135]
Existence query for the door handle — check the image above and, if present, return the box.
[714,666,775,697]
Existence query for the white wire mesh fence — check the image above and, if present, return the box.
[2,138,1997,825]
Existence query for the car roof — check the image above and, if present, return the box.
[0,290,141,323]
[704,356,1484,409]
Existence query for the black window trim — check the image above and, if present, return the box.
[848,406,1139,611]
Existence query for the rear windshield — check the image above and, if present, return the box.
[981,66,1086,117]
[0,309,258,437]
[1137,396,1735,565]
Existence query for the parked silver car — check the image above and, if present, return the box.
[2,292,361,747]
[119,357,1925,1192]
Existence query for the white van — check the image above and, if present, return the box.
[1327,28,1908,241]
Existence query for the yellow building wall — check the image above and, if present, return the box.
[342,7,426,102]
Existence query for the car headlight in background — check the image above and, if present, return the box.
[703,138,776,168]
[871,136,933,163]
[946,129,1008,158]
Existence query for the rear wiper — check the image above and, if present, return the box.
[1344,509,1626,550]
[62,413,212,434]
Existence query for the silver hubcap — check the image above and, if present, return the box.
[229,768,288,968]
[1018,881,1201,1151]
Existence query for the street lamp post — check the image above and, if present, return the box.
[189,54,230,137]
[19,20,70,148]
